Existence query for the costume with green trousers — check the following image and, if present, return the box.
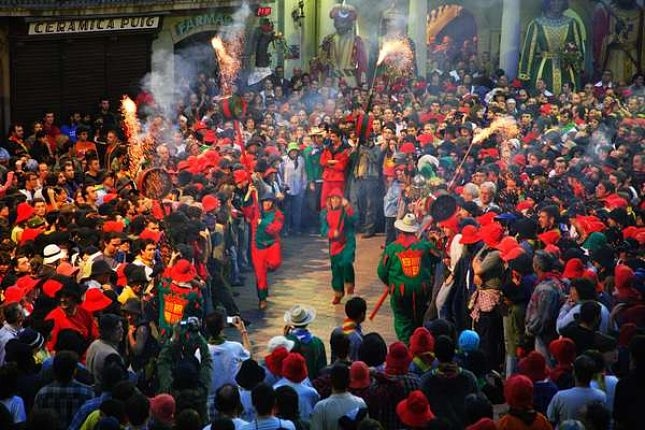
[320,194,356,300]
[378,233,435,343]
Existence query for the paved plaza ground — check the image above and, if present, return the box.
[226,233,397,358]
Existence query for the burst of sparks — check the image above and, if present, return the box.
[121,96,144,178]
[472,116,519,145]
[212,36,242,98]
[377,38,413,67]
[121,96,139,141]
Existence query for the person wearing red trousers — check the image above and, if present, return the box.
[243,184,284,310]
[320,126,350,206]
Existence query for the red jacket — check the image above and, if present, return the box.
[320,145,350,182]
[45,306,98,352]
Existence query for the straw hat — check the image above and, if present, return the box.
[394,213,420,233]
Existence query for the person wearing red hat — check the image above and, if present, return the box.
[549,337,577,390]
[242,183,284,311]
[518,351,558,414]
[409,327,435,376]
[81,288,113,315]
[44,285,98,352]
[319,126,350,207]
[11,201,35,244]
[611,264,645,327]
[561,258,585,281]
[470,222,505,372]
[264,346,290,386]
[156,258,204,337]
[321,188,357,304]
[385,341,420,397]
[273,352,320,420]
[498,374,552,430]
[396,390,435,429]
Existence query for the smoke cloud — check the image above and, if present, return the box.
[140,2,251,119]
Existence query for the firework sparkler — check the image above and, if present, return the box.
[377,38,413,69]
[365,38,415,113]
[448,116,520,188]
[121,96,145,178]
[472,116,519,145]
[211,36,242,98]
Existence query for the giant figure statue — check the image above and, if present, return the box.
[319,3,368,86]
[248,18,279,86]
[592,0,644,83]
[518,0,585,95]
[381,6,417,76]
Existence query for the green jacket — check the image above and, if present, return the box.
[320,206,357,261]
[377,235,435,296]
[303,144,323,182]
[287,329,327,379]
[157,332,212,425]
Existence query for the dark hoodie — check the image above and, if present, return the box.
[420,362,479,429]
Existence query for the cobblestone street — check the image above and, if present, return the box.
[227,233,397,358]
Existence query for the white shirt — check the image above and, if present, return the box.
[203,417,248,430]
[310,392,367,430]
[0,322,20,365]
[196,340,250,395]
[239,417,296,430]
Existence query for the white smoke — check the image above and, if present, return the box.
[137,2,252,127]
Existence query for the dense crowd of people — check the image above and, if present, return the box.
[0,33,644,430]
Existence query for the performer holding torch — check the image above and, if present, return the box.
[376,213,438,343]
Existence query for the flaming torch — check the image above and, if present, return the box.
[448,116,520,188]
[121,95,144,178]
[212,35,242,98]
[365,38,414,113]
[472,116,519,145]
[377,38,413,68]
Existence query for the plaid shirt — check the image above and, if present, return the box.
[35,381,95,430]
[387,373,421,397]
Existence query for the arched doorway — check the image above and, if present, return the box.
[173,31,219,96]
[426,4,478,71]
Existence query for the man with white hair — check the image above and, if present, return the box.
[475,181,501,213]
[460,183,480,202]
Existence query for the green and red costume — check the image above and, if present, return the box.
[377,234,435,343]
[157,278,204,339]
[320,143,350,206]
[320,200,357,297]
[243,201,284,300]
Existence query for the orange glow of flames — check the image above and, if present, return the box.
[377,38,413,67]
[212,36,242,97]
[120,96,143,178]
[121,96,140,142]
[472,116,519,145]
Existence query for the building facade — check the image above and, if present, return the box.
[0,0,641,134]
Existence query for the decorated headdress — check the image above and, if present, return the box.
[330,3,357,21]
